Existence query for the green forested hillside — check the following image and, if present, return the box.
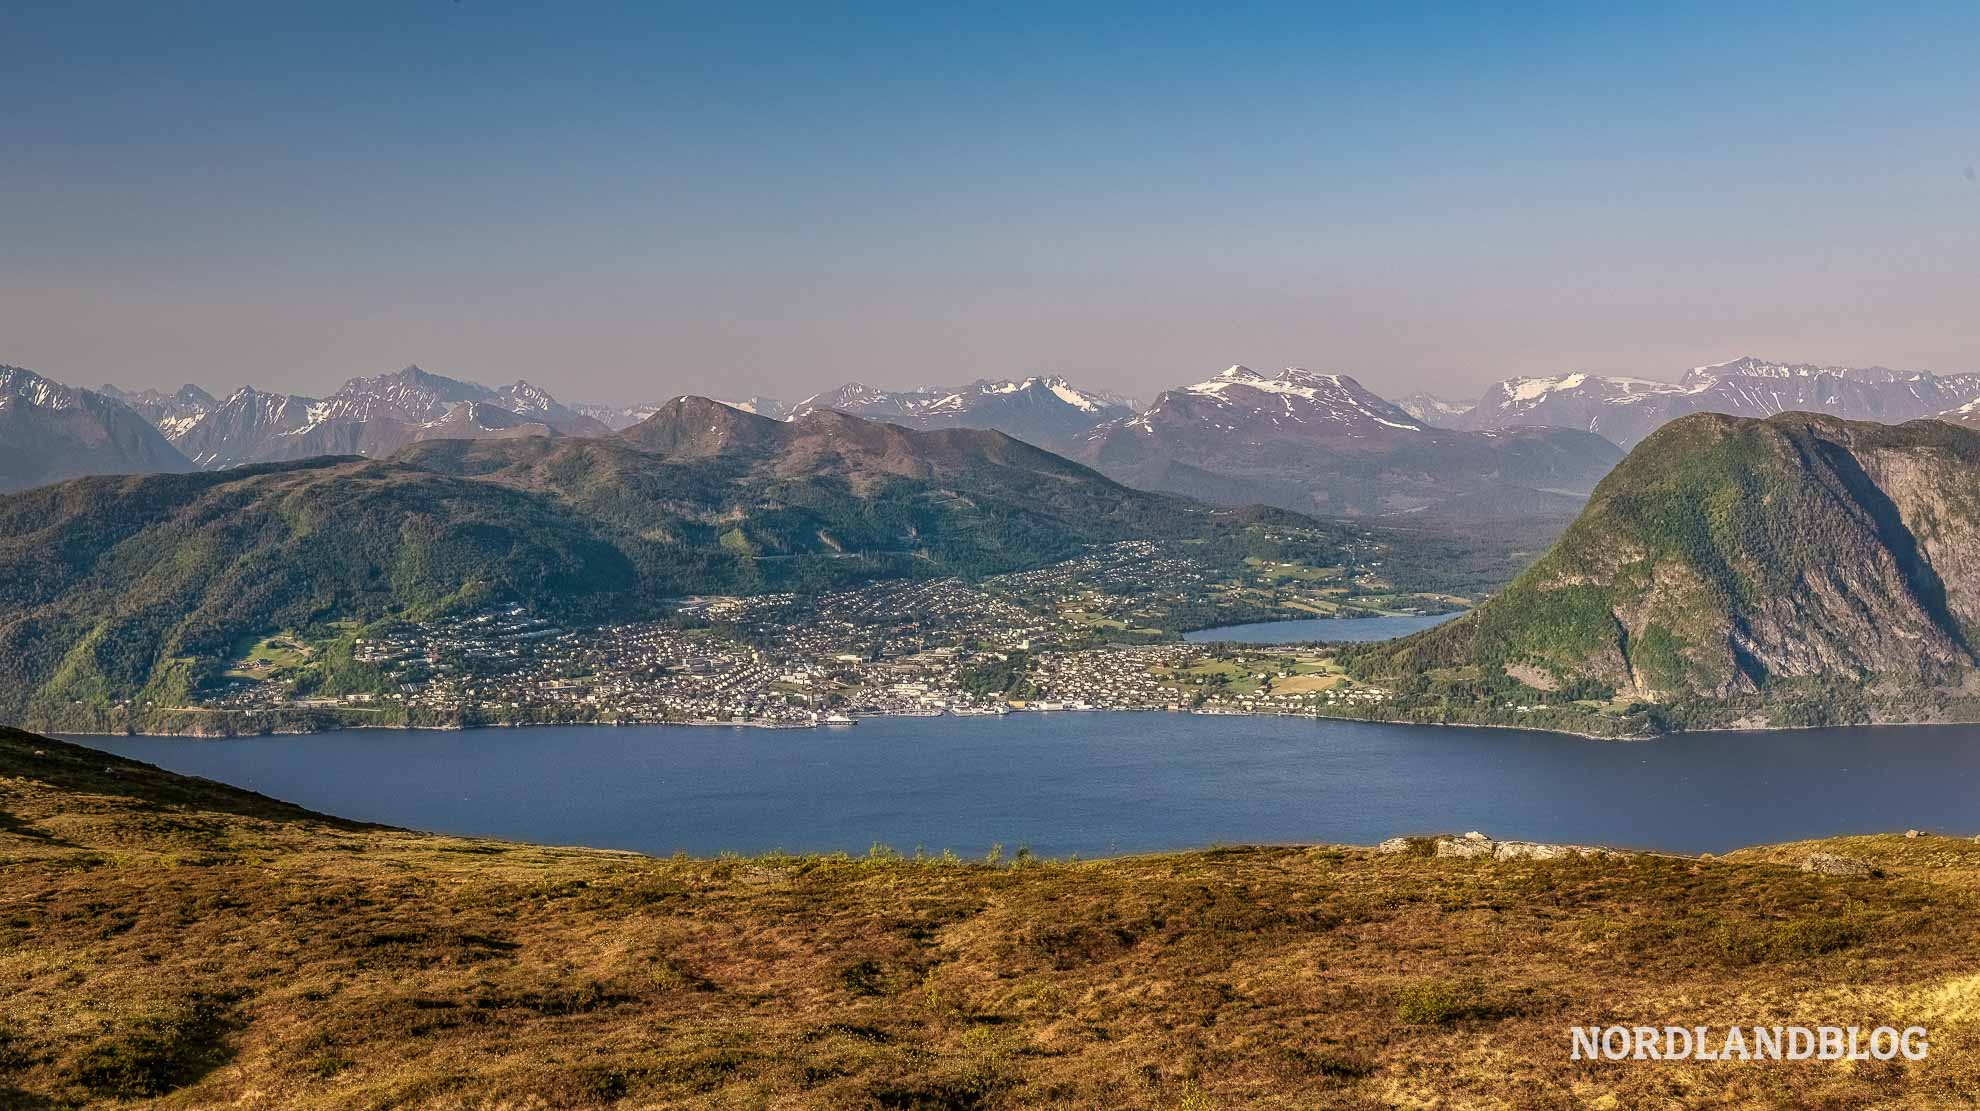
[398,400,1248,592]
[0,458,638,724]
[1345,412,1980,731]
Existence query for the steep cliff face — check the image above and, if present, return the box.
[1391,413,1980,701]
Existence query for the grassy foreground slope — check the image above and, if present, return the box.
[4,727,1980,1107]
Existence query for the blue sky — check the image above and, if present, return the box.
[4,2,1977,402]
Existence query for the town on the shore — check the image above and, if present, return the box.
[177,542,1438,732]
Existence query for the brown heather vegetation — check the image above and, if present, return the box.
[4,725,1980,1108]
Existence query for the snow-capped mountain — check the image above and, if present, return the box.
[788,382,905,419]
[1393,392,1475,427]
[567,394,774,430]
[163,366,609,468]
[409,400,559,443]
[98,383,218,440]
[494,380,602,428]
[1677,356,1929,386]
[1076,366,1621,519]
[1941,398,1980,427]
[171,387,321,467]
[1125,365,1430,435]
[1461,357,1980,447]
[717,396,794,420]
[785,376,1134,448]
[0,366,194,491]
[569,401,664,431]
[90,367,1134,464]
[314,364,493,425]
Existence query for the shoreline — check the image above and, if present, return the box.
[41,703,1980,743]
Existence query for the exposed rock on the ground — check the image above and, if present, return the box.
[1374,832,1631,861]
[1801,852,1874,876]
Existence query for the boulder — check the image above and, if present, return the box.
[1385,833,1635,862]
[1436,837,1497,859]
[1493,841,1604,861]
[1801,852,1873,877]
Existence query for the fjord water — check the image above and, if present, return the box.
[1183,613,1458,643]
[74,714,1980,858]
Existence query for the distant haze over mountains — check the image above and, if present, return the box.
[11,355,1980,511]
[1429,357,1980,448]
[1393,392,1475,427]
[507,378,1135,448]
[1073,366,1621,520]
[2,367,194,492]
[784,377,1136,450]
[152,366,613,469]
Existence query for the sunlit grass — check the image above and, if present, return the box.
[4,727,1979,1107]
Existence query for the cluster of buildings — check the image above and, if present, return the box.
[187,543,1420,729]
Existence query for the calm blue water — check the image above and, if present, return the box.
[1184,613,1459,644]
[70,714,1980,858]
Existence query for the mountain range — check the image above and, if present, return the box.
[0,364,1174,500]
[1073,365,1622,519]
[157,366,613,468]
[569,378,1136,446]
[781,376,1136,448]
[1352,411,1980,729]
[1442,357,1980,447]
[16,354,1980,529]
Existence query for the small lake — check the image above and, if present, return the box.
[1184,613,1459,643]
[71,714,1980,858]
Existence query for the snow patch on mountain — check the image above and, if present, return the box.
[0,367,84,412]
[1465,356,1980,447]
[1168,366,1425,432]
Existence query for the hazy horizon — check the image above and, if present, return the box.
[30,352,1979,413]
[7,2,1979,404]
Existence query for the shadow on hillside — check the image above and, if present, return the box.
[0,804,72,846]
[1814,439,1973,659]
[0,727,384,832]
